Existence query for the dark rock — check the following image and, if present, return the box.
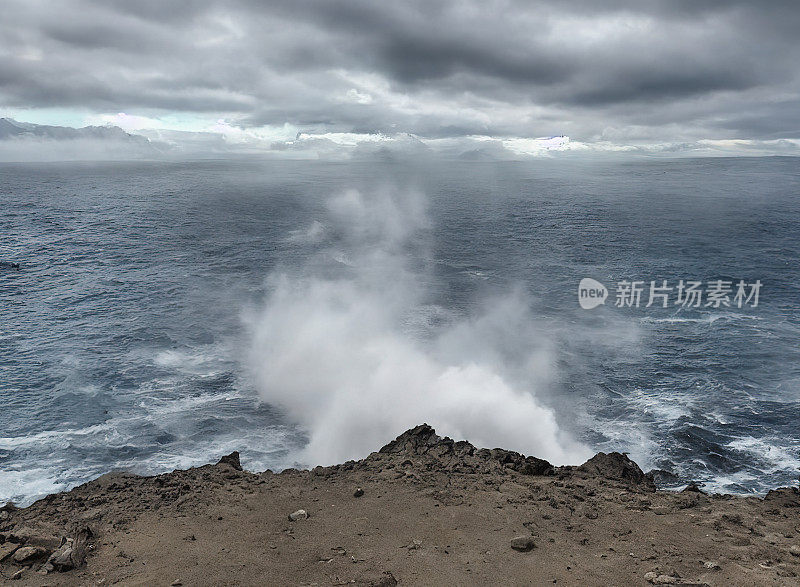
[510,536,536,552]
[683,482,706,494]
[647,469,680,486]
[354,487,365,498]
[379,424,441,455]
[216,452,243,471]
[578,452,655,490]
[491,449,555,476]
[379,424,554,475]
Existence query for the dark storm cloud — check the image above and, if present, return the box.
[1,0,799,141]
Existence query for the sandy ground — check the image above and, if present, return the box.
[2,424,800,586]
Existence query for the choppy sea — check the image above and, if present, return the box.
[1,157,799,505]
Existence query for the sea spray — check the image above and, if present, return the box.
[247,187,591,465]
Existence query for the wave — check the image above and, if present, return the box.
[246,188,591,466]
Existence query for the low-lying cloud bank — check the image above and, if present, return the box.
[2,117,799,162]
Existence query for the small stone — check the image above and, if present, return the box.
[703,561,721,570]
[790,545,800,557]
[171,581,183,586]
[406,539,422,550]
[644,574,677,585]
[0,511,10,521]
[10,568,24,580]
[12,546,48,564]
[288,509,308,521]
[353,487,364,498]
[510,536,536,552]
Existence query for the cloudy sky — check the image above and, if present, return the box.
[2,0,800,157]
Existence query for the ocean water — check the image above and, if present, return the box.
[1,157,799,505]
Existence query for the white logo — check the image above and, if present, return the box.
[578,278,608,309]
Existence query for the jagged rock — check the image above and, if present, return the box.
[648,469,680,485]
[579,452,655,490]
[46,530,92,572]
[378,424,554,476]
[379,424,442,455]
[489,449,554,476]
[12,545,48,564]
[683,482,706,494]
[510,536,536,552]
[216,452,243,471]
[288,509,308,521]
[47,526,93,571]
[48,539,75,570]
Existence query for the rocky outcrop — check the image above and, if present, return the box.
[377,423,555,476]
[216,451,243,471]
[578,451,655,490]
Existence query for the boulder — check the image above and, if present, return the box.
[46,526,93,571]
[379,424,554,476]
[683,482,706,494]
[579,452,655,490]
[216,452,243,471]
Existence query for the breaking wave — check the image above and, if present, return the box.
[247,188,591,466]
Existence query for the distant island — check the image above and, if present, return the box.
[0,118,161,162]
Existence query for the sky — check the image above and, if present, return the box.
[2,0,800,158]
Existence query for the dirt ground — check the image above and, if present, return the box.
[2,424,799,586]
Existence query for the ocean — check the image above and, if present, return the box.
[1,157,799,506]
